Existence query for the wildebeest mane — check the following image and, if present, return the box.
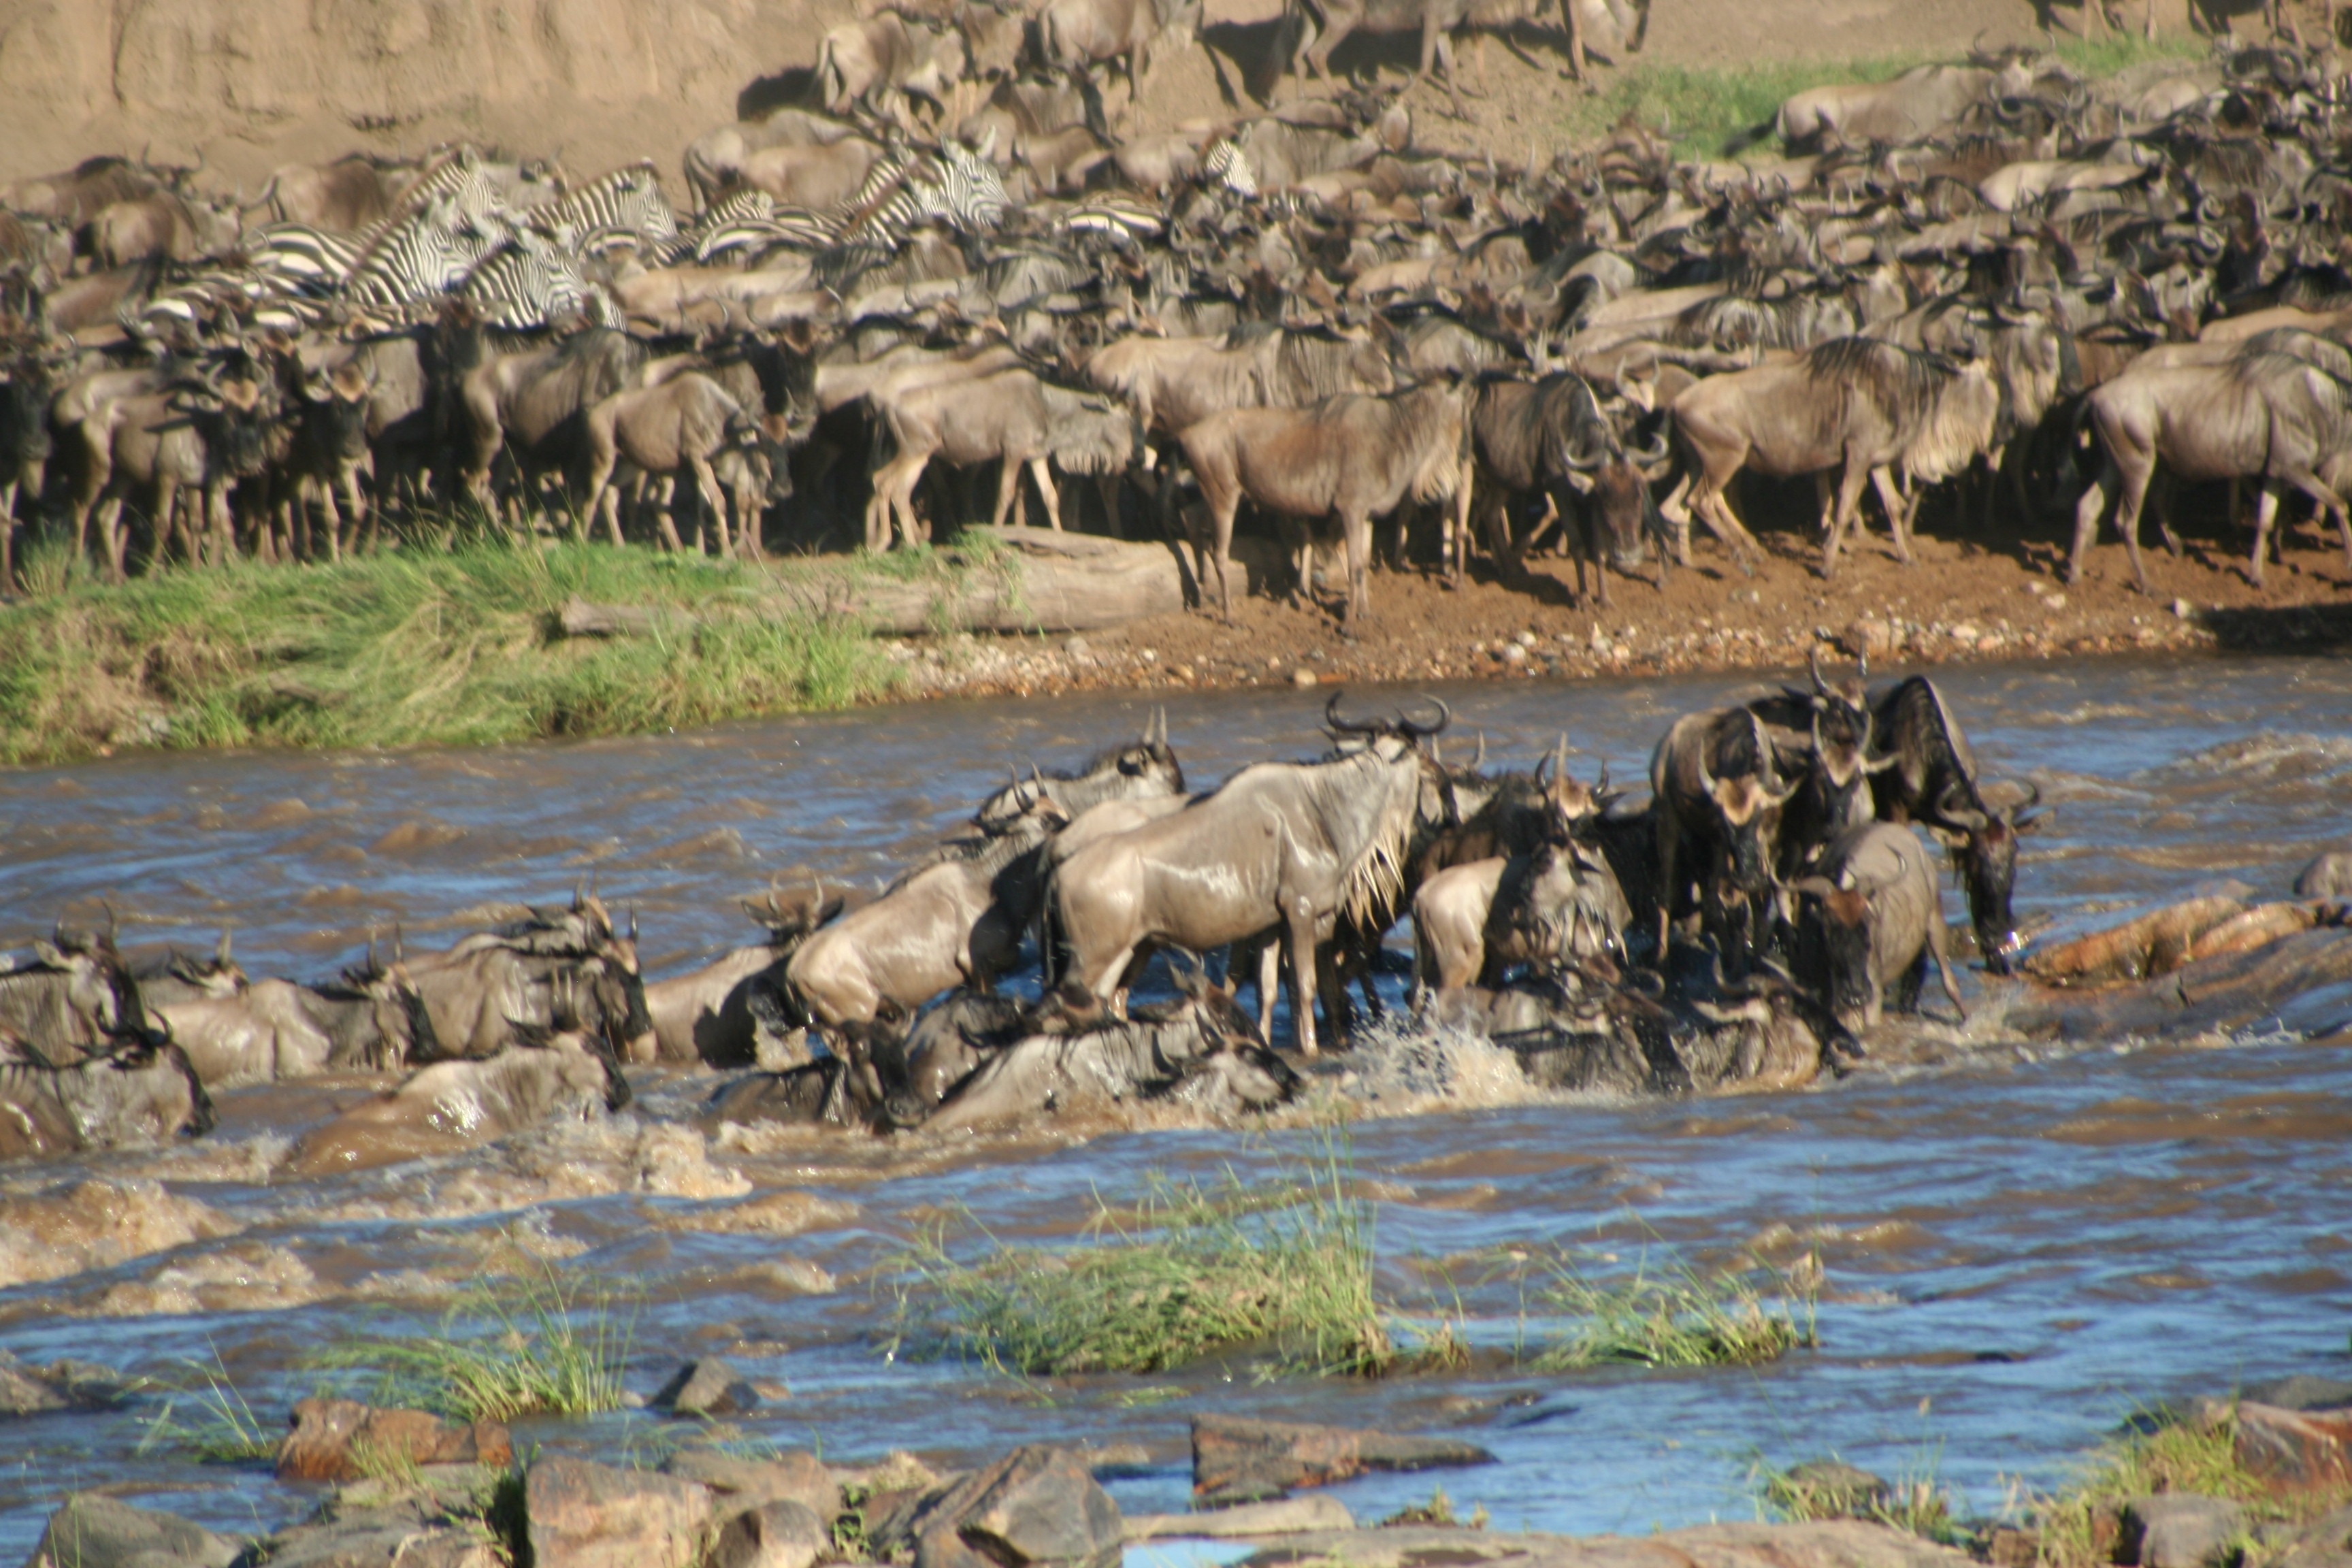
[1806,336,1963,425]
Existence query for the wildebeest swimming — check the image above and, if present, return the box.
[11,677,2352,1167]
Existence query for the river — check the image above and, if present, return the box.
[1,653,2348,1555]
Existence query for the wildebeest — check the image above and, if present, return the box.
[866,368,1141,547]
[289,1034,630,1176]
[0,1029,214,1161]
[784,785,1069,1060]
[973,709,1184,832]
[1867,675,2040,975]
[1,351,56,588]
[1179,380,1471,623]
[1084,325,1397,444]
[1763,59,2031,152]
[642,885,845,1066]
[0,924,147,1064]
[460,327,650,512]
[1413,830,1627,993]
[583,373,786,555]
[1650,707,1797,974]
[2070,347,2352,593]
[1465,370,1667,602]
[818,15,970,120]
[1791,823,1968,1034]
[1037,0,1202,119]
[1050,699,1448,1055]
[249,152,426,231]
[151,949,437,1088]
[1748,650,1888,880]
[401,894,652,1063]
[277,359,376,562]
[1666,338,1999,577]
[1278,0,1490,118]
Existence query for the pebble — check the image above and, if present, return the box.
[2046,593,2067,610]
[1499,643,1528,668]
[2172,598,2193,619]
[1291,668,1320,687]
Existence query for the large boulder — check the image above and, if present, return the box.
[706,1501,830,1568]
[662,1450,842,1521]
[2119,1495,2247,1568]
[875,1447,1122,1568]
[26,1496,243,1568]
[276,1398,512,1482]
[2236,1401,2352,1489]
[1192,1416,1496,1506]
[527,1456,714,1568]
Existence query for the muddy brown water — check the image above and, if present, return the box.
[2,653,2350,1552]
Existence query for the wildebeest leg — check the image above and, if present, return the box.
[1869,466,1914,564]
[1209,493,1241,620]
[690,453,733,559]
[2104,453,2157,594]
[1652,805,1679,964]
[1286,901,1322,1056]
[1028,458,1064,531]
[1339,508,1375,625]
[1693,480,1761,573]
[1818,457,1869,578]
[2153,473,2185,557]
[2067,456,2118,586]
[1426,25,1470,118]
[1924,903,1967,1021]
[1561,0,1590,78]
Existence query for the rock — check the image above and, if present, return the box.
[2295,852,2352,899]
[2271,1503,2352,1568]
[1292,668,1320,687]
[2248,1376,2352,1413]
[527,1456,715,1568]
[0,1350,133,1417]
[1499,643,1527,668]
[1838,619,1893,661]
[1191,1416,1497,1505]
[881,1446,1122,1568]
[2121,1494,2247,1568]
[1125,1497,1354,1540]
[706,1501,829,1568]
[662,1450,841,1521]
[1077,1444,1152,1477]
[651,1357,760,1418]
[1776,1460,1889,1516]
[2236,1401,2352,1488]
[265,1518,500,1568]
[2173,598,2194,619]
[26,1495,244,1568]
[277,1398,513,1482]
[1224,1521,1967,1567]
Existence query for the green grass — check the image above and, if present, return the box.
[1544,34,2203,162]
[0,532,912,767]
[1757,1447,1966,1547]
[1530,1245,1817,1369]
[896,1132,1393,1377]
[318,1265,630,1424]
[134,1349,273,1464]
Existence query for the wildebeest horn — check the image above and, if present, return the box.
[1857,651,1869,681]
[1595,760,1612,796]
[1554,732,1568,784]
[104,902,118,945]
[1324,691,1383,736]
[1472,732,1487,769]
[216,928,231,964]
[1936,781,1989,831]
[572,879,584,911]
[393,924,406,964]
[1629,429,1670,465]
[628,906,638,943]
[366,930,379,974]
[1397,696,1450,738]
[1809,646,1829,698]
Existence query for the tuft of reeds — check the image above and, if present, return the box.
[319,1264,629,1423]
[0,534,900,766]
[135,1349,273,1464]
[1757,1448,1964,1547]
[896,1132,1390,1377]
[1531,1246,1816,1369]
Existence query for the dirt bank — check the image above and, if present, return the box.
[891,510,2352,704]
[0,0,2190,192]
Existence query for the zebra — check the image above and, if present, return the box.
[1200,139,1256,198]
[240,222,368,297]
[386,146,507,231]
[814,136,1009,291]
[459,220,598,328]
[341,193,497,313]
[532,162,681,252]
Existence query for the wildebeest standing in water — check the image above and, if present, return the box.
[400,891,653,1063]
[973,708,1183,832]
[640,883,846,1066]
[0,1028,214,1160]
[1866,675,2042,975]
[1650,707,1797,975]
[1791,822,1969,1034]
[0,921,147,1064]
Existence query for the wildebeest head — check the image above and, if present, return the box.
[301,359,374,467]
[1934,780,2041,974]
[1699,713,1799,894]
[175,361,278,480]
[1792,870,1880,1032]
[743,879,849,950]
[27,913,148,1038]
[0,353,55,480]
[334,936,442,1070]
[95,1030,217,1143]
[973,708,1183,832]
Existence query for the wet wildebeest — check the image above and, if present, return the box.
[152,944,438,1088]
[2070,347,2352,593]
[1791,823,1969,1035]
[921,981,1294,1134]
[1650,707,1797,976]
[973,708,1184,832]
[1413,788,1628,993]
[785,785,1069,1071]
[128,933,244,1009]
[1665,338,1998,577]
[401,892,653,1063]
[1465,369,1669,603]
[289,1032,631,1176]
[0,1028,214,1161]
[0,924,148,1064]
[642,884,847,1066]
[1051,698,1450,1055]
[1867,676,2041,975]
[1179,381,1471,624]
[1748,650,1889,881]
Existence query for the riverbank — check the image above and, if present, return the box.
[7,510,2345,768]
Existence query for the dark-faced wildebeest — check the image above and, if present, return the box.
[1650,706,1798,975]
[1791,822,1968,1035]
[1179,382,1471,624]
[1049,698,1451,1056]
[1747,649,1890,881]
[1866,675,2042,975]
[1465,369,1669,603]
[401,893,652,1064]
[973,708,1184,832]
[151,945,439,1088]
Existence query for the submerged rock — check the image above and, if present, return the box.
[0,1348,135,1416]
[651,1357,760,1418]
[276,1396,513,1482]
[2296,851,2352,899]
[1191,1416,1497,1506]
[26,1495,244,1568]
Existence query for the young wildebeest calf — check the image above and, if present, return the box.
[1179,382,1470,624]
[585,374,785,557]
[1791,822,1967,1035]
[867,369,1139,550]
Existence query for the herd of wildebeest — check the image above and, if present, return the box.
[0,666,2054,1164]
[6,7,2352,615]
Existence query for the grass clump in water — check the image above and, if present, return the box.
[897,1132,1391,1377]
[135,1349,272,1463]
[0,534,900,766]
[1755,1449,1965,1547]
[320,1264,629,1423]
[1530,1244,1817,1369]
